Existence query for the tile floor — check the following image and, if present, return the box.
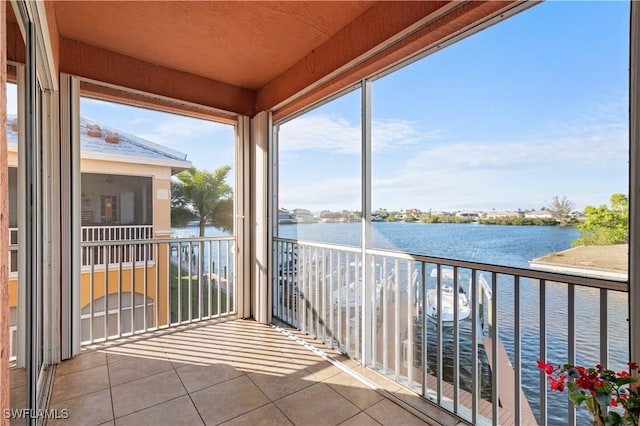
[47,318,465,426]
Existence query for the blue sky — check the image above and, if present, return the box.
[278,1,629,213]
[5,1,630,214]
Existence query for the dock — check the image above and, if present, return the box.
[483,337,537,425]
[364,292,538,425]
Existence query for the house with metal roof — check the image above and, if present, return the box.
[7,115,191,237]
[6,115,191,354]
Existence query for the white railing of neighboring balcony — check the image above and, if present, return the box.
[8,227,18,274]
[81,225,154,266]
[12,225,157,267]
[81,224,154,242]
[272,237,629,426]
[80,236,235,346]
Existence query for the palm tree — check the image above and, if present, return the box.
[172,166,233,236]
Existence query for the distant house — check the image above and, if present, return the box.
[484,210,522,219]
[525,210,554,219]
[456,211,480,219]
[292,208,317,223]
[278,208,297,224]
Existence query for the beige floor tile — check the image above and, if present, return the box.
[48,389,113,426]
[220,403,293,426]
[305,361,343,381]
[275,383,360,426]
[115,395,203,426]
[190,375,270,425]
[10,368,26,389]
[46,319,452,426]
[350,366,402,393]
[10,385,26,410]
[161,341,237,366]
[339,412,381,426]
[108,355,174,386]
[365,399,430,426]
[105,342,167,365]
[51,365,110,404]
[332,355,360,369]
[111,370,186,418]
[392,388,460,426]
[324,372,385,410]
[175,362,243,393]
[55,351,107,376]
[247,368,318,401]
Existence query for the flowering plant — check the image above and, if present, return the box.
[537,360,640,426]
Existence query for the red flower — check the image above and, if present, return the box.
[576,366,587,377]
[628,362,638,370]
[576,370,604,393]
[548,374,567,392]
[618,371,630,378]
[537,360,555,375]
[611,398,618,407]
[596,364,602,370]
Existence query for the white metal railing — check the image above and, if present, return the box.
[81,224,154,242]
[10,225,156,267]
[272,237,629,426]
[80,236,235,345]
[81,225,154,266]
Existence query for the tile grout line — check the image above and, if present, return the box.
[272,324,448,426]
[240,373,300,426]
[107,347,186,422]
[337,410,382,426]
[112,394,194,424]
[105,351,117,425]
[49,384,112,407]
[166,340,207,426]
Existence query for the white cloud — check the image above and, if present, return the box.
[279,176,361,211]
[279,100,628,212]
[405,107,627,175]
[139,118,235,174]
[278,114,442,154]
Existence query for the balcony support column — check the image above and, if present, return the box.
[250,111,272,324]
[361,79,373,365]
[630,0,640,368]
[1,0,10,420]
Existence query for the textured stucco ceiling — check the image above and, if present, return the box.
[53,1,376,90]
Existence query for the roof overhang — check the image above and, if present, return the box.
[80,151,192,175]
[6,1,531,119]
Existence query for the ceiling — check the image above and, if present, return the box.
[53,1,376,90]
[5,1,524,117]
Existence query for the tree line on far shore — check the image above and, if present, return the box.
[168,165,629,247]
[545,193,628,246]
